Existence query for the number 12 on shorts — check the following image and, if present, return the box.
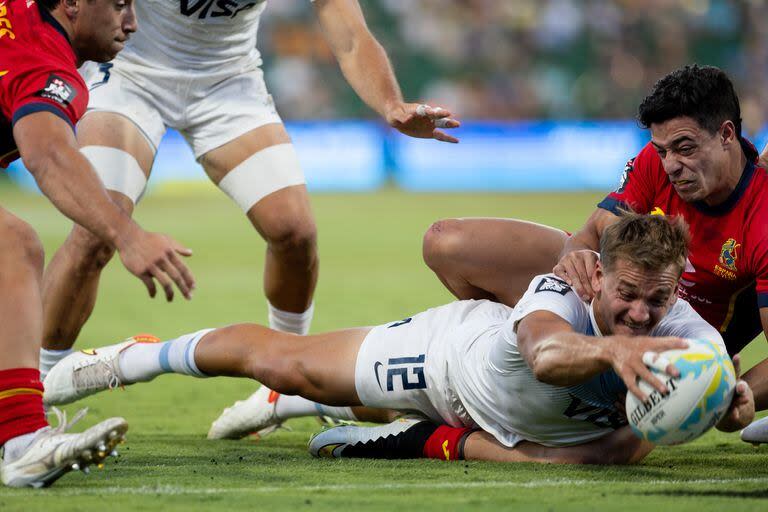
[385,355,427,391]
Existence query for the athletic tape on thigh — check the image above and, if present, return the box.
[217,143,306,213]
[80,146,148,204]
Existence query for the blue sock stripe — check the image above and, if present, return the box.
[314,402,326,416]
[184,330,212,378]
[158,342,173,373]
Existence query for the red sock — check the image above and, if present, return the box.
[0,368,47,446]
[422,425,474,461]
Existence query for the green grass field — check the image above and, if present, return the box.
[0,186,766,511]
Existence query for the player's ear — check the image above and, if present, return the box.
[592,261,604,294]
[62,0,79,18]
[719,120,736,146]
[669,282,679,306]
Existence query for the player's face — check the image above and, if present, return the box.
[592,260,679,337]
[73,0,137,63]
[649,116,737,205]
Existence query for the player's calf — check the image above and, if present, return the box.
[60,224,118,275]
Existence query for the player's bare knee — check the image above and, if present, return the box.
[264,218,318,261]
[0,216,44,274]
[66,225,117,271]
[423,219,465,271]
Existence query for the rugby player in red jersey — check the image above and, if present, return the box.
[0,0,195,487]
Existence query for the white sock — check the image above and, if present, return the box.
[2,427,50,463]
[118,329,213,384]
[274,394,357,421]
[268,302,314,335]
[39,348,74,381]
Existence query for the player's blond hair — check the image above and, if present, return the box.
[600,212,689,276]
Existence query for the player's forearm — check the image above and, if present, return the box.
[463,428,652,465]
[559,227,600,259]
[742,358,768,411]
[28,145,135,248]
[527,332,613,386]
[559,209,617,259]
[335,33,403,119]
[316,0,403,119]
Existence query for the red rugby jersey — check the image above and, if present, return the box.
[598,139,768,354]
[0,0,87,167]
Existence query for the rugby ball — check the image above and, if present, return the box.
[626,339,735,445]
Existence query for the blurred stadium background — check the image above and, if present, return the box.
[5,1,768,509]
[8,0,768,192]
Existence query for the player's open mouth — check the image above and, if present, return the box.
[622,321,648,333]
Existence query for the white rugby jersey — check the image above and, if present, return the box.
[449,274,724,447]
[118,0,282,72]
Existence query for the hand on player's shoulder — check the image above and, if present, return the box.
[552,250,599,301]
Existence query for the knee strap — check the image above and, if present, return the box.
[80,146,148,204]
[217,143,306,213]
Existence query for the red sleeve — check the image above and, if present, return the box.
[8,64,86,130]
[597,143,660,215]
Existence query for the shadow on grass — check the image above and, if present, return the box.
[640,489,768,499]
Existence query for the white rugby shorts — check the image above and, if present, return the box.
[354,300,512,428]
[80,59,283,159]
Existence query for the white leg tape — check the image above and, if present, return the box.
[80,145,148,204]
[217,143,306,213]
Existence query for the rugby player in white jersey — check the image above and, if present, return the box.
[44,213,754,463]
[38,0,460,433]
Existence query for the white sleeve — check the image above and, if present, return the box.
[508,274,590,334]
[652,299,726,352]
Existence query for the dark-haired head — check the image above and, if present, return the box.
[639,65,748,206]
[638,64,742,139]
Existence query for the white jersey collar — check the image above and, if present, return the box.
[588,301,604,337]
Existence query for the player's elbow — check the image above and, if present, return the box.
[529,343,564,385]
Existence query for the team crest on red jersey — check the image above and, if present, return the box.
[713,238,740,281]
[719,238,740,271]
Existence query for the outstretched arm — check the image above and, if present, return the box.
[516,309,686,401]
[463,427,653,465]
[314,0,460,143]
[13,112,195,301]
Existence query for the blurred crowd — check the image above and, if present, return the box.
[260,0,768,134]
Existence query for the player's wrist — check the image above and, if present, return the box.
[382,99,404,123]
[597,337,620,372]
[112,216,141,252]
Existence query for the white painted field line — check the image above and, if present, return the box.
[3,477,768,497]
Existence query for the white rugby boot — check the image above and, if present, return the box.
[309,416,429,459]
[43,335,158,405]
[741,416,768,446]
[208,386,284,440]
[1,408,127,488]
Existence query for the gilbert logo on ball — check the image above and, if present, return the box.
[626,339,735,445]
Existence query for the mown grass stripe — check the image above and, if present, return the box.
[5,477,768,496]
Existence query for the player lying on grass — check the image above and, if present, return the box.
[44,213,754,464]
[0,0,195,488]
[418,64,768,445]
